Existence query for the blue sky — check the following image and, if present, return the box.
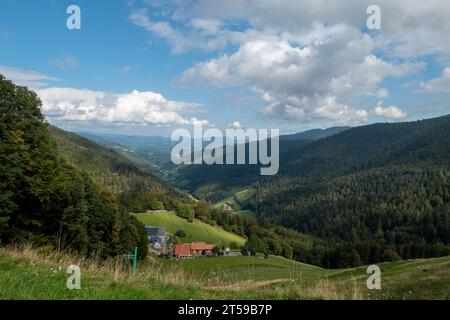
[1,0,450,136]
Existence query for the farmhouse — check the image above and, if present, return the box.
[145,226,166,250]
[223,203,233,211]
[190,242,214,255]
[173,242,215,258]
[173,244,191,258]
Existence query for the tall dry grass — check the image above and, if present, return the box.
[1,243,197,287]
[305,278,364,300]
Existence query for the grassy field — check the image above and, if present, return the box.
[170,255,328,282]
[1,245,449,300]
[135,211,246,247]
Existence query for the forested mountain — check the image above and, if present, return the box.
[278,116,450,177]
[176,116,450,267]
[174,129,347,201]
[76,132,175,177]
[75,127,349,201]
[50,126,173,194]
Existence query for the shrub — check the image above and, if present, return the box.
[382,249,401,262]
[175,230,186,238]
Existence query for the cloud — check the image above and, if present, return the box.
[0,66,58,88]
[120,66,131,73]
[181,23,422,124]
[130,1,450,125]
[227,121,242,129]
[419,68,450,93]
[0,65,208,127]
[130,9,194,54]
[36,87,207,126]
[51,55,79,69]
[136,0,450,59]
[377,88,389,99]
[374,104,407,119]
[190,18,221,34]
[130,8,268,53]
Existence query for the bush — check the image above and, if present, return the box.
[175,230,186,238]
[382,249,401,262]
[229,241,239,249]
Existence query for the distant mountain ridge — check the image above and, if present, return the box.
[279,115,450,177]
[281,126,350,141]
[77,132,173,154]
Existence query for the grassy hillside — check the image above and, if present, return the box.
[135,211,246,247]
[1,245,449,300]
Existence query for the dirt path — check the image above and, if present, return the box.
[208,278,289,291]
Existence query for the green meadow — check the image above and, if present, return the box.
[135,211,246,247]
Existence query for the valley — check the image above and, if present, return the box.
[82,116,450,269]
[1,74,449,300]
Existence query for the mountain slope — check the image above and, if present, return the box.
[279,115,450,177]
[174,127,350,200]
[177,115,450,198]
[255,116,450,266]
[172,115,450,267]
[50,126,174,194]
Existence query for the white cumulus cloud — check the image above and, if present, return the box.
[36,87,207,126]
[181,24,422,124]
[374,104,407,119]
[419,68,450,93]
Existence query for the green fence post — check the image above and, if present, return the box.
[132,246,137,274]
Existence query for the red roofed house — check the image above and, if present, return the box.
[190,242,214,255]
[173,244,191,258]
